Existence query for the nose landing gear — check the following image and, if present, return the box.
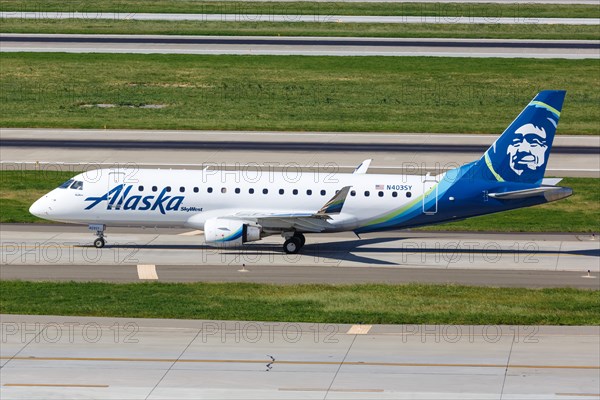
[89,224,106,248]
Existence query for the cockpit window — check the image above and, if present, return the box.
[59,179,74,189]
[70,180,84,190]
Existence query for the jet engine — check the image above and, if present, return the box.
[204,218,262,247]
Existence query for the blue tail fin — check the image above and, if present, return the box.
[474,90,566,185]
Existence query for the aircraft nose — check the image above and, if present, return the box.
[29,197,49,217]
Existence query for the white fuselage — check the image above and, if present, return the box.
[30,168,431,233]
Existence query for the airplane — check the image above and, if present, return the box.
[30,90,572,254]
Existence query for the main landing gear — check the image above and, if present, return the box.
[89,224,106,248]
[283,232,305,254]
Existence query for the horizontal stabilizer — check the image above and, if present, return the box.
[489,185,572,201]
[542,178,562,186]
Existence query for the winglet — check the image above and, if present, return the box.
[316,186,352,216]
[353,159,372,174]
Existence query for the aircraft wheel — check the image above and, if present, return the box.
[283,237,301,254]
[294,233,306,247]
[94,237,105,249]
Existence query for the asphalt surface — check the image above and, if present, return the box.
[3,263,599,288]
[2,225,598,288]
[2,34,598,58]
[3,34,599,49]
[2,12,598,25]
[2,129,599,177]
[2,314,599,399]
[2,138,596,154]
[4,128,596,147]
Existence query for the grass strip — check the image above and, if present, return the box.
[1,53,599,134]
[0,170,74,223]
[1,171,598,233]
[1,281,598,325]
[1,1,598,18]
[2,19,599,41]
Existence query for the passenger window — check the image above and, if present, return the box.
[193,187,199,193]
[350,190,356,196]
[249,188,255,194]
[70,181,83,190]
[406,192,412,198]
[235,188,240,194]
[152,186,158,192]
[208,187,213,193]
[392,192,398,198]
[166,186,171,192]
[221,187,227,194]
[59,179,74,189]
[307,189,312,195]
[263,188,268,194]
[293,189,298,195]
[180,187,185,193]
[364,191,370,197]
[378,191,384,197]
[321,190,326,196]
[279,189,284,195]
[138,185,144,191]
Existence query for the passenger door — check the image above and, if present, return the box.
[422,174,438,215]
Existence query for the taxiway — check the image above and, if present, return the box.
[2,129,599,177]
[1,314,598,399]
[2,34,598,58]
[1,225,598,288]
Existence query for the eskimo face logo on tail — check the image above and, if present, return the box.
[507,123,548,176]
[84,185,184,214]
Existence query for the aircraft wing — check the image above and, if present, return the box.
[230,213,331,232]
[224,186,352,232]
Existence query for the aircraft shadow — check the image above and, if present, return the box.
[82,236,599,267]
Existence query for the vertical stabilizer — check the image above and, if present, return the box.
[474,90,566,185]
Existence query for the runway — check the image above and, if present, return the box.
[1,314,598,399]
[2,138,596,154]
[1,224,598,288]
[4,261,600,288]
[2,34,599,58]
[2,129,599,177]
[2,12,598,25]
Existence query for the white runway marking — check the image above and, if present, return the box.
[137,264,158,280]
